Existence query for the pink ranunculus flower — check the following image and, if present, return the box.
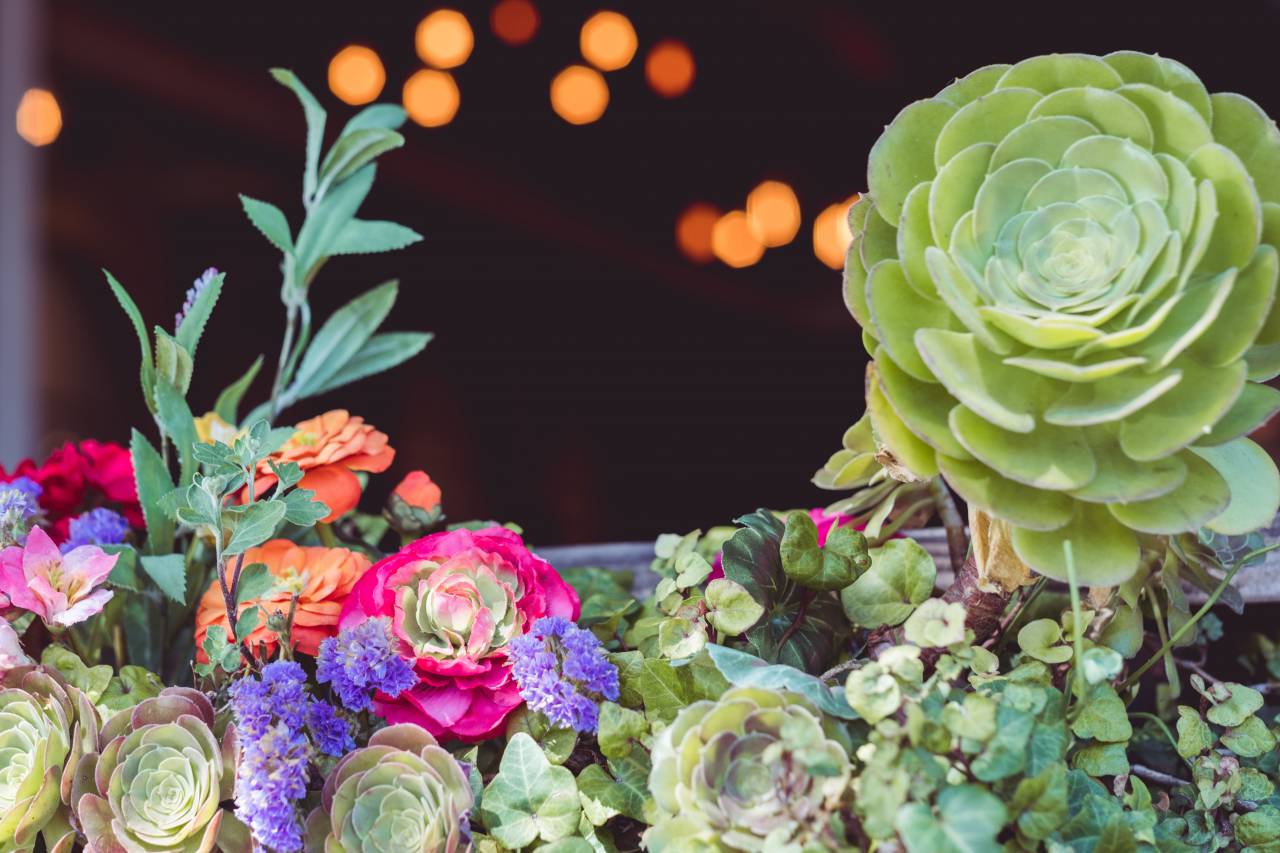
[708,508,864,582]
[0,526,116,628]
[339,526,579,742]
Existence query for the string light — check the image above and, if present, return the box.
[416,9,474,69]
[645,40,695,98]
[580,11,637,72]
[328,46,386,106]
[491,0,539,46]
[676,203,720,263]
[746,181,800,248]
[712,211,765,268]
[403,69,460,127]
[15,88,61,147]
[550,65,609,125]
[813,195,861,270]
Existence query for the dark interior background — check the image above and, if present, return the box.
[15,0,1280,544]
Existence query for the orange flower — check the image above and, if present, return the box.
[245,410,395,522]
[393,470,442,512]
[195,539,370,660]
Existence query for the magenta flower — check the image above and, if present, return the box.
[0,525,116,628]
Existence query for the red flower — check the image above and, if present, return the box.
[0,441,143,542]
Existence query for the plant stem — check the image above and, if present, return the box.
[777,590,814,650]
[269,301,298,422]
[1120,547,1273,692]
[317,522,339,548]
[1130,764,1189,787]
[868,498,934,546]
[990,577,1048,651]
[1064,540,1087,701]
[928,477,968,572]
[820,657,863,684]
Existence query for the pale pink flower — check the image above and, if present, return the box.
[0,618,30,670]
[0,526,116,628]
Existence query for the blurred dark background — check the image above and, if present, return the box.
[5,0,1280,545]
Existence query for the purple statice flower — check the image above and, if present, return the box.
[174,267,219,331]
[5,477,41,503]
[508,616,619,733]
[316,617,417,713]
[304,699,354,757]
[0,484,40,547]
[60,508,129,553]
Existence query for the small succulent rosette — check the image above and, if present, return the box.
[851,51,1280,585]
[0,666,99,853]
[304,724,473,853]
[645,686,853,852]
[74,687,237,853]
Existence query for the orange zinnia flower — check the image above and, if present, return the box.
[245,410,395,522]
[195,539,370,659]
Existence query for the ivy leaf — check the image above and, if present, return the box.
[561,567,638,636]
[1204,682,1264,727]
[139,554,187,604]
[657,617,707,660]
[239,196,292,253]
[98,665,164,715]
[506,709,577,766]
[1010,762,1069,841]
[1236,804,1280,847]
[1220,715,1277,757]
[841,538,936,629]
[707,643,857,720]
[971,703,1034,782]
[704,578,764,635]
[596,702,646,759]
[903,598,967,648]
[1175,706,1215,758]
[223,500,287,555]
[894,784,1006,853]
[41,645,113,703]
[1018,619,1074,664]
[479,733,580,849]
[638,658,691,723]
[779,510,865,591]
[1071,742,1129,777]
[1070,684,1133,743]
[1080,647,1123,685]
[604,753,651,823]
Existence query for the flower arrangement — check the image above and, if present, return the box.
[3,53,1280,853]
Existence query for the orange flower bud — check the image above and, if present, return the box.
[393,470,442,511]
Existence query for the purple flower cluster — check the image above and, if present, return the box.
[230,661,352,852]
[508,616,620,733]
[61,508,129,552]
[316,617,417,713]
[0,480,40,546]
[174,267,219,330]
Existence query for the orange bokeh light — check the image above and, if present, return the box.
[328,46,386,106]
[814,195,862,269]
[416,9,474,69]
[645,40,695,98]
[676,203,721,264]
[491,0,540,46]
[712,211,765,268]
[746,181,801,248]
[403,69,460,127]
[15,88,61,147]
[550,65,609,125]
[580,11,637,72]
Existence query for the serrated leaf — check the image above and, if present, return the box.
[223,500,287,554]
[326,218,421,256]
[239,196,292,253]
[175,270,224,360]
[304,331,432,399]
[293,163,375,275]
[153,380,198,489]
[270,68,326,206]
[214,356,264,425]
[318,127,404,194]
[130,429,175,555]
[480,733,580,849]
[139,553,187,604]
[153,327,193,395]
[105,270,155,412]
[281,488,329,527]
[235,562,276,605]
[289,280,397,398]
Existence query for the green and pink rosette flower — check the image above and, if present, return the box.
[338,526,579,741]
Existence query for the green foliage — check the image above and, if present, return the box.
[480,733,581,848]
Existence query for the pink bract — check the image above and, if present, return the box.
[0,526,116,628]
[339,525,579,742]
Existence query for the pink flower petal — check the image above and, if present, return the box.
[61,544,119,588]
[51,588,114,627]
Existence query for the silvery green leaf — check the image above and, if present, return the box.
[223,500,287,554]
[317,127,404,195]
[706,643,857,719]
[289,281,398,398]
[340,103,407,135]
[303,332,431,398]
[281,487,329,527]
[840,538,936,629]
[270,68,326,205]
[239,195,292,253]
[175,270,224,360]
[234,562,276,604]
[293,163,375,275]
[327,218,422,255]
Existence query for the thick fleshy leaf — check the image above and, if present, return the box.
[1043,367,1181,427]
[897,181,939,298]
[868,98,957,224]
[867,370,940,478]
[1028,87,1153,149]
[1011,504,1140,585]
[1211,92,1280,205]
[930,143,995,246]
[1130,267,1236,369]
[937,453,1073,531]
[936,63,1011,108]
[1195,381,1280,446]
[1118,360,1245,461]
[1069,434,1187,504]
[1193,439,1280,535]
[1191,244,1278,366]
[1186,142,1262,272]
[934,88,1041,168]
[1103,51,1212,124]
[949,405,1095,491]
[996,54,1122,94]
[1116,83,1213,160]
[991,116,1098,171]
[1108,451,1229,534]
[916,329,1039,432]
[875,350,970,459]
[867,260,953,381]
[843,198,874,329]
[861,206,899,269]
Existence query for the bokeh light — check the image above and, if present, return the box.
[328,46,386,106]
[416,9,474,69]
[746,181,801,248]
[550,65,609,125]
[491,0,539,46]
[645,40,695,98]
[675,203,720,263]
[813,195,861,270]
[580,11,637,72]
[712,211,765,268]
[15,88,61,147]
[403,69,460,127]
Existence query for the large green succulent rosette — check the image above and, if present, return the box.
[645,686,853,852]
[304,724,473,853]
[0,667,98,853]
[75,687,236,853]
[849,51,1280,584]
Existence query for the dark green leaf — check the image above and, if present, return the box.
[239,195,292,253]
[140,554,187,604]
[130,429,175,555]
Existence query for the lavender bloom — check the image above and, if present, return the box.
[508,616,619,733]
[0,484,39,547]
[61,507,129,552]
[5,477,41,503]
[174,267,219,331]
[316,617,417,713]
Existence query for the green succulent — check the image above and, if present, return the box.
[75,687,235,853]
[305,723,473,853]
[0,666,98,853]
[848,51,1280,584]
[645,686,853,852]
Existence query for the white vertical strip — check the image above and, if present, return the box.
[0,0,40,465]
